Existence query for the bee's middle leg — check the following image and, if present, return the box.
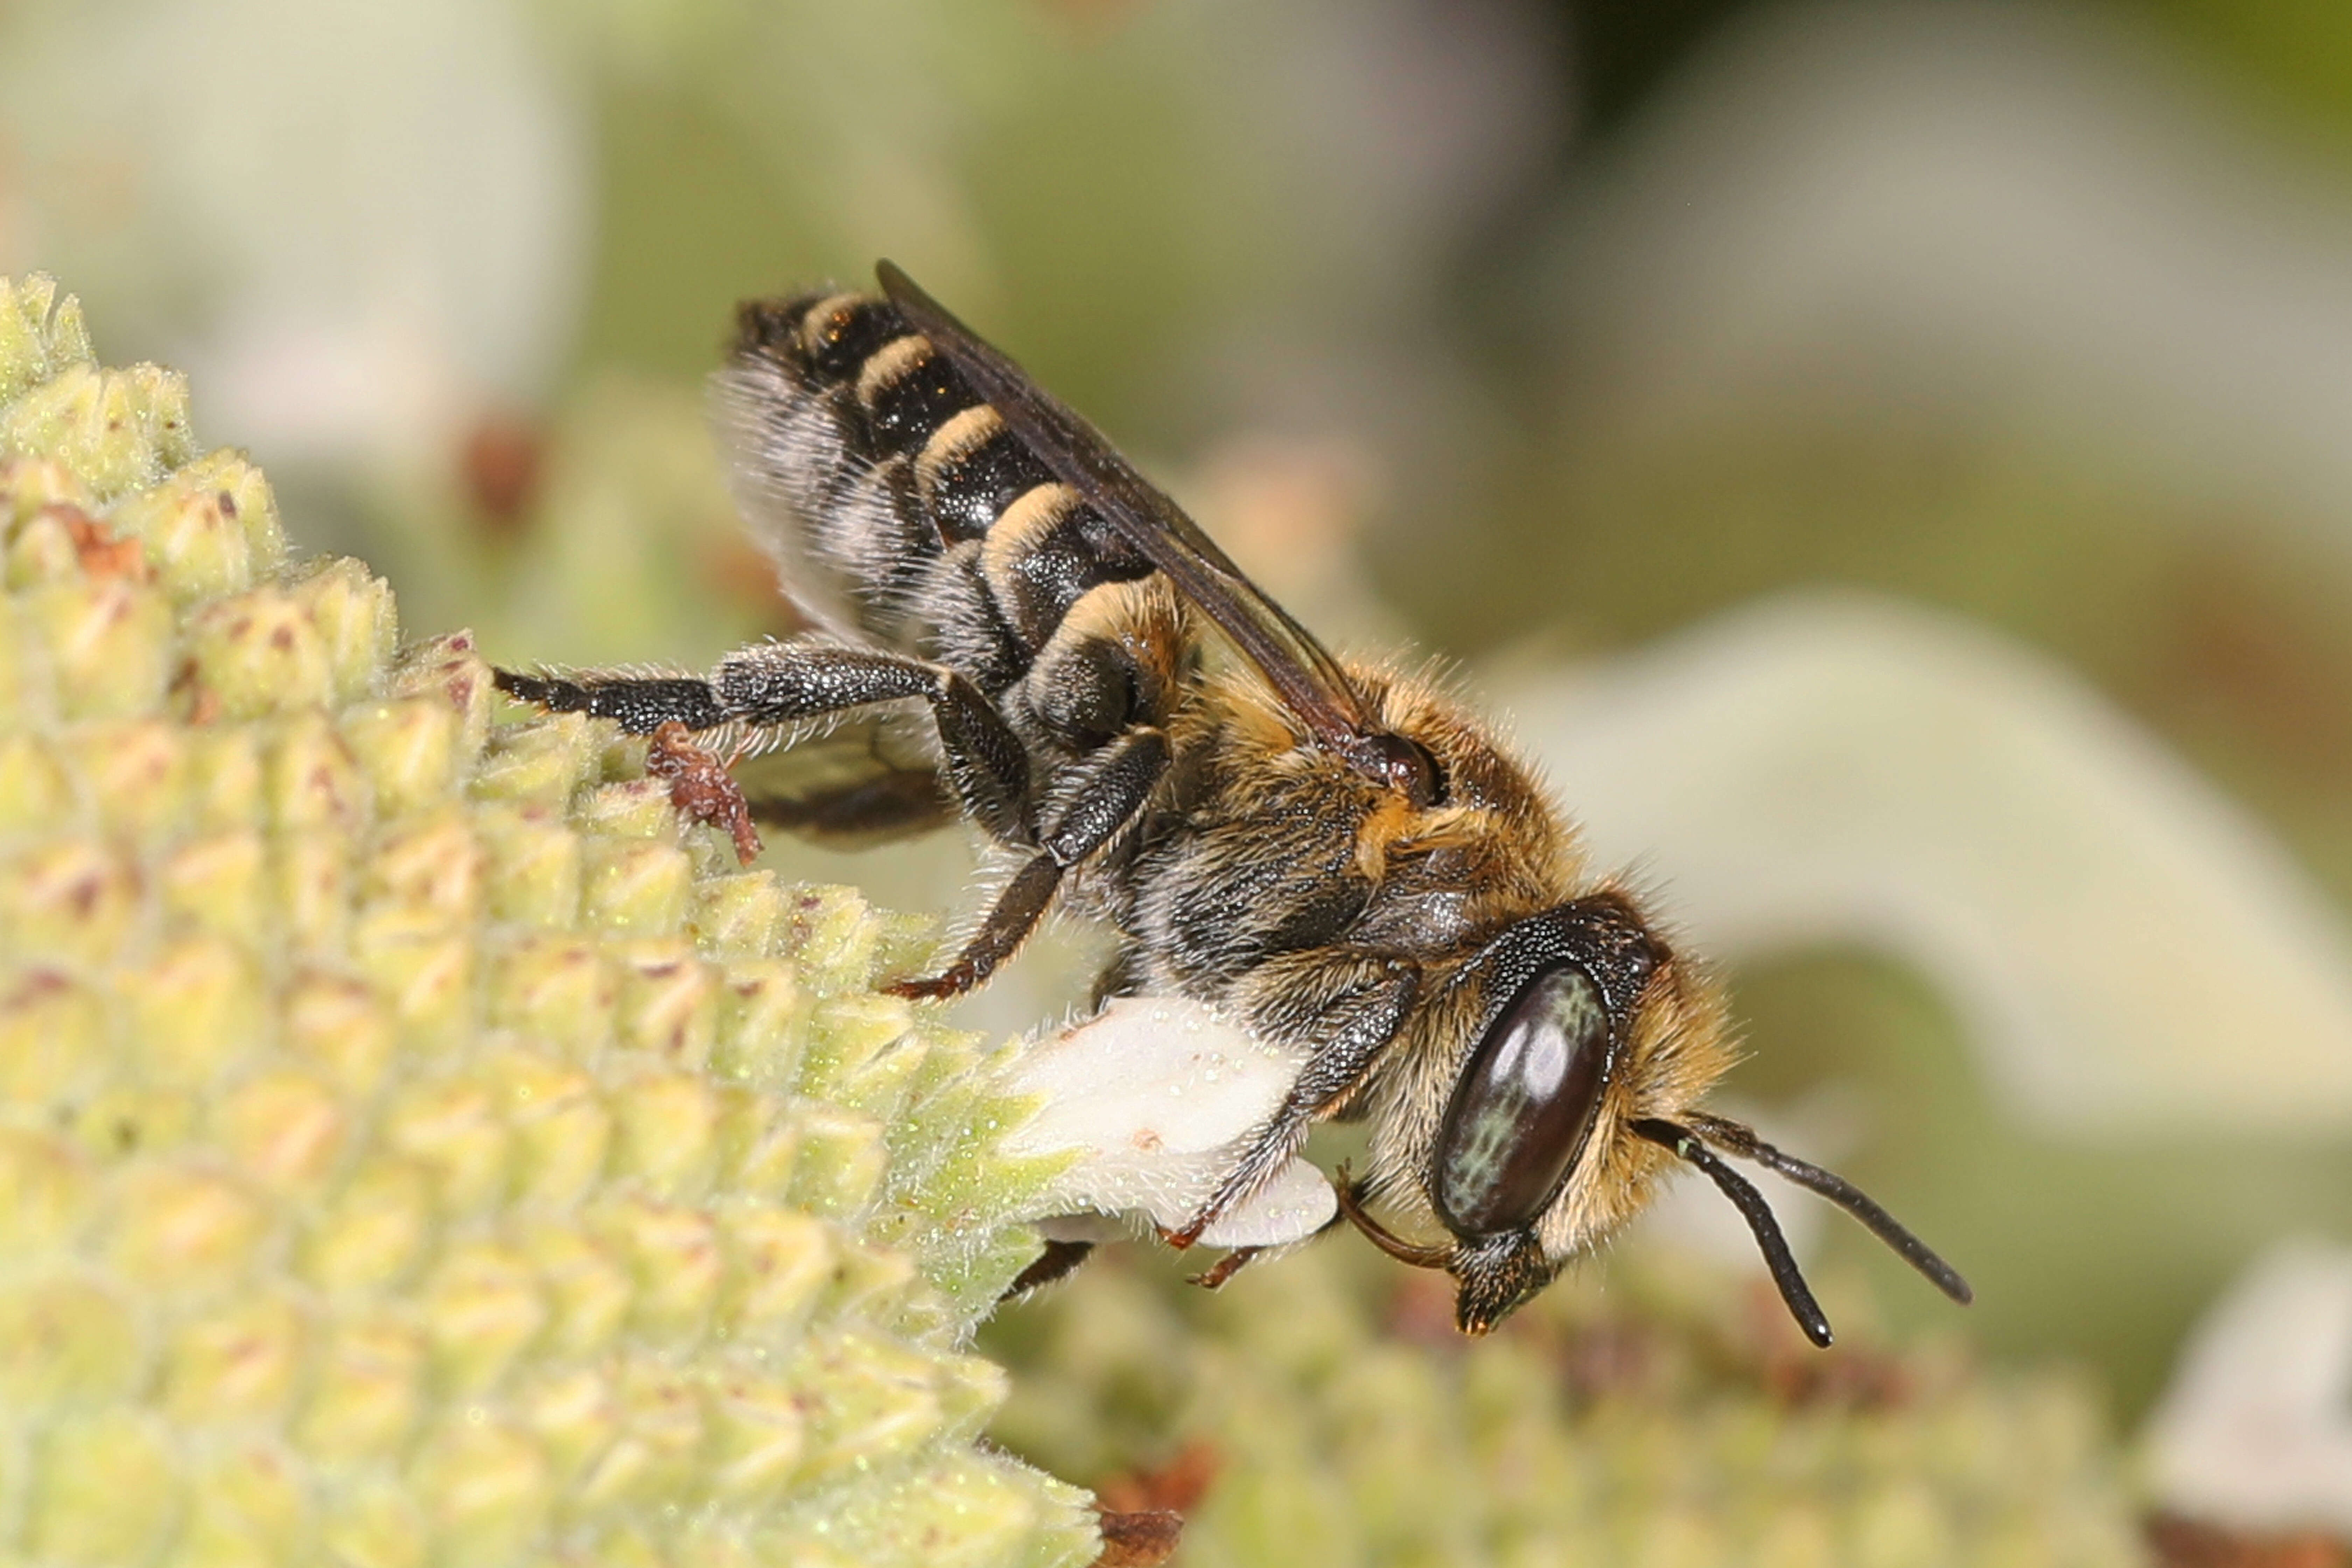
[887,726,1170,1001]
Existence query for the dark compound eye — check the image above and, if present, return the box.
[1355,731,1446,807]
[1399,737,1447,806]
[1433,964,1612,1237]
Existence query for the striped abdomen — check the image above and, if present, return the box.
[719,290,1164,700]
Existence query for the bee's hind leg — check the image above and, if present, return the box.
[493,668,730,732]
[495,641,1035,846]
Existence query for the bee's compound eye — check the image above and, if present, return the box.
[1402,738,1447,806]
[1433,965,1611,1237]
[1359,732,1446,807]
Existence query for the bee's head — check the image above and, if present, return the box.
[1339,893,1972,1339]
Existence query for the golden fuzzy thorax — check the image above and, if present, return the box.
[1127,657,1738,1316]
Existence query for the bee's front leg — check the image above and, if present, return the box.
[1164,954,1419,1248]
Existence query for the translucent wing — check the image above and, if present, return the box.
[732,712,954,851]
[877,260,1384,762]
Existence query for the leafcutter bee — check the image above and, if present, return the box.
[494,263,1971,1337]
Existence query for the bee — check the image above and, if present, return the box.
[494,262,1972,1338]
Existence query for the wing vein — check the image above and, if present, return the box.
[877,260,1377,756]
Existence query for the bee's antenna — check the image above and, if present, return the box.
[1631,1117,1834,1347]
[1684,1113,1973,1306]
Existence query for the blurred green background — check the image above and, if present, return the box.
[9,0,2352,1555]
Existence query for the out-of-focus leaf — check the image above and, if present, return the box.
[1527,0,2352,550]
[1502,591,2352,1134]
[0,0,589,464]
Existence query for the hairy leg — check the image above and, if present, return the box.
[1165,952,1420,1247]
[999,1238,1097,1300]
[887,726,1170,1001]
[497,640,1034,845]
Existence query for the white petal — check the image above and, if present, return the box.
[1002,996,1333,1247]
[1503,592,2352,1133]
[2142,1242,2352,1534]
[1194,1157,1337,1250]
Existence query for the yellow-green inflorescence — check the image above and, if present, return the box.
[986,1242,2151,1568]
[0,274,1097,1567]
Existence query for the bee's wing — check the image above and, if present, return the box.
[877,260,1379,756]
[730,711,954,851]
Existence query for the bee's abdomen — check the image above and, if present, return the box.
[727,292,1152,682]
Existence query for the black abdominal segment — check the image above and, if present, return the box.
[734,290,1154,687]
[495,285,1191,1002]
[921,418,1054,543]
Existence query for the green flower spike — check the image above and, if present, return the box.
[0,274,1098,1568]
[989,1244,2154,1568]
